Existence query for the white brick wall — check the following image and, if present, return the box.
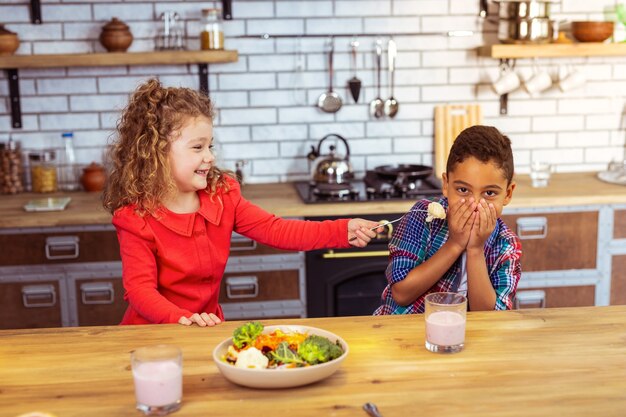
[1,0,625,184]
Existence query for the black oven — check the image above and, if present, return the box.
[305,213,403,318]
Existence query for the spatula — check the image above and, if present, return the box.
[348,39,361,103]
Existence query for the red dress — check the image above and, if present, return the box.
[113,178,350,324]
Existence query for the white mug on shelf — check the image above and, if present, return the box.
[558,66,586,92]
[523,69,552,97]
[492,66,521,96]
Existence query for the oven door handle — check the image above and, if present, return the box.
[322,250,389,259]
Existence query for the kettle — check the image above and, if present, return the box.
[306,134,354,184]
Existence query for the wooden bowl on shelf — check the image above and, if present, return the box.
[571,21,614,43]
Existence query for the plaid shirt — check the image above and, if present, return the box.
[373,197,522,315]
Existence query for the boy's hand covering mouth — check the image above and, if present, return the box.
[426,201,446,223]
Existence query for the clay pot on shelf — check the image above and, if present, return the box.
[99,18,133,52]
[0,24,20,56]
[80,162,107,192]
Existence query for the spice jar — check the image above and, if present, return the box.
[0,140,24,194]
[29,150,57,193]
[200,8,224,50]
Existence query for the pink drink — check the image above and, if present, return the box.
[425,310,466,347]
[132,360,182,407]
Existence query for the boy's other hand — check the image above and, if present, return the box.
[447,197,476,252]
[467,199,497,251]
[348,218,381,247]
[178,312,222,327]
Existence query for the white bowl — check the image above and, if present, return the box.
[212,325,349,389]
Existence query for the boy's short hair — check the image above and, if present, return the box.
[446,125,514,184]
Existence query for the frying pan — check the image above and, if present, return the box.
[374,164,433,181]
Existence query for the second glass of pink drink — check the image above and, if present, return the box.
[424,292,467,353]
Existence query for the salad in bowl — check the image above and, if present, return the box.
[213,322,349,388]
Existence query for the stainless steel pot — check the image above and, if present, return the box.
[498,1,551,20]
[498,17,554,44]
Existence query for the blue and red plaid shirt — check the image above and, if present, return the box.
[373,197,522,315]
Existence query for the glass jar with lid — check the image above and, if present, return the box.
[0,139,25,194]
[200,8,224,50]
[29,150,57,193]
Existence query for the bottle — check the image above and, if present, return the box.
[59,132,79,191]
[29,150,57,193]
[200,8,224,50]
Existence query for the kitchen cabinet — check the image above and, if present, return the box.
[502,208,602,309]
[0,225,124,329]
[507,204,626,309]
[221,233,306,320]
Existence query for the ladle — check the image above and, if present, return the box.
[384,38,399,118]
[317,38,342,113]
[369,39,385,118]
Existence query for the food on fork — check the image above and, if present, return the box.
[426,201,446,223]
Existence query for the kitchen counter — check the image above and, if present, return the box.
[1,305,625,416]
[0,172,625,228]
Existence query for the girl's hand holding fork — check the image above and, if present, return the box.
[348,218,384,247]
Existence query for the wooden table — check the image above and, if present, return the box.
[1,306,625,416]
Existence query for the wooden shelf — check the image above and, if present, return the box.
[478,43,626,59]
[0,50,238,69]
[1,50,239,129]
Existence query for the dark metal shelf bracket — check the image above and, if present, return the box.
[30,0,42,24]
[222,0,233,20]
[199,64,209,96]
[7,69,22,129]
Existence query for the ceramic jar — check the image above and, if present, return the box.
[80,162,106,192]
[99,18,133,52]
[0,24,19,56]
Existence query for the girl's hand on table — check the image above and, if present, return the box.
[178,312,222,327]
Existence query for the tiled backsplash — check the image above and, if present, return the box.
[1,0,625,184]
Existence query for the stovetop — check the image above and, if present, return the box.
[295,172,442,204]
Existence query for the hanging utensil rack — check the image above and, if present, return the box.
[234,31,474,39]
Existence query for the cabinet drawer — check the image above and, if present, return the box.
[219,270,300,304]
[0,230,120,266]
[0,280,63,329]
[501,212,597,271]
[614,210,626,240]
[74,278,127,326]
[515,285,595,309]
[229,233,297,256]
[611,255,626,305]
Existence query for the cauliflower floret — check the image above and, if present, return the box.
[426,202,446,223]
[234,347,269,369]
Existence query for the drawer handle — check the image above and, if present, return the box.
[514,290,546,309]
[322,250,390,259]
[45,235,80,260]
[22,284,57,308]
[226,276,259,299]
[516,217,548,240]
[230,233,257,252]
[80,282,115,305]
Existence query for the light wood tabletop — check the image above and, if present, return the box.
[1,305,625,417]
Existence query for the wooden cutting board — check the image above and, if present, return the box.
[434,103,482,178]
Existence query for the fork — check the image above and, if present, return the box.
[348,209,428,242]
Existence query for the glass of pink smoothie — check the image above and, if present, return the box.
[131,345,183,415]
[424,292,467,353]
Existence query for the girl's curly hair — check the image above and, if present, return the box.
[103,78,232,215]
